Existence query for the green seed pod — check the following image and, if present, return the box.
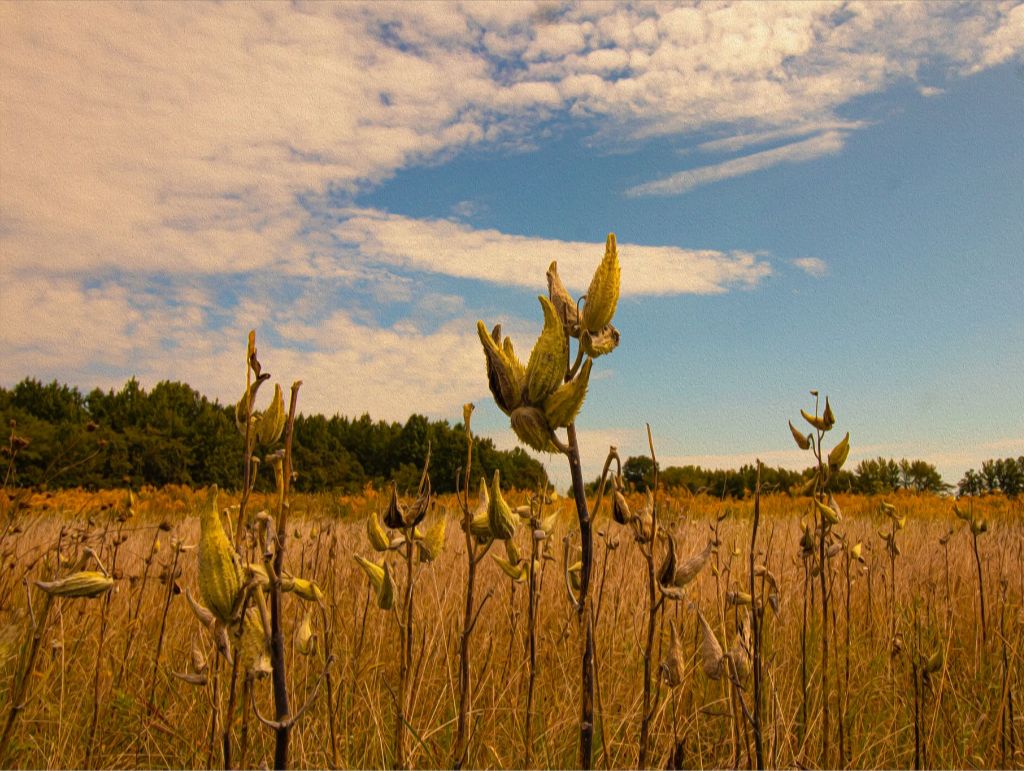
[543,358,592,429]
[367,510,391,551]
[240,607,271,678]
[815,497,841,526]
[286,576,324,604]
[198,486,243,624]
[477,321,522,415]
[568,561,582,593]
[822,397,836,429]
[234,384,257,435]
[492,554,526,582]
[526,296,568,405]
[502,336,528,395]
[546,261,581,337]
[800,408,831,432]
[417,516,446,563]
[789,420,811,450]
[488,470,517,541]
[257,383,286,446]
[467,478,492,541]
[582,233,621,333]
[35,571,113,599]
[580,324,620,358]
[296,611,316,656]
[828,432,850,471]
[510,406,559,453]
[354,555,394,610]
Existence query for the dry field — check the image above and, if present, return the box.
[0,487,1022,770]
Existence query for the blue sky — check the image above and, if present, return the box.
[1,2,1022,488]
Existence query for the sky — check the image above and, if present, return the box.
[1,1,1022,490]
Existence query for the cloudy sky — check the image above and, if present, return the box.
[2,1,1022,488]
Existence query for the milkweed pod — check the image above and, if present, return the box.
[822,397,835,429]
[612,490,632,525]
[582,234,620,333]
[367,510,390,552]
[662,620,685,688]
[729,612,752,681]
[417,516,446,563]
[256,384,286,446]
[477,321,521,415]
[580,324,620,358]
[383,482,405,530]
[504,537,521,566]
[828,432,850,471]
[502,336,528,393]
[882,501,898,514]
[696,608,724,680]
[674,541,715,587]
[924,648,944,675]
[726,590,752,607]
[35,571,113,599]
[546,261,581,337]
[658,534,677,587]
[789,420,812,450]
[198,486,243,624]
[296,611,316,656]
[287,576,323,604]
[234,384,257,435]
[510,406,559,453]
[568,561,582,593]
[172,669,208,686]
[354,555,394,610]
[800,524,815,553]
[850,542,864,562]
[240,608,271,678]
[543,358,592,429]
[514,504,533,520]
[815,497,841,526]
[191,639,208,674]
[800,409,831,432]
[246,563,270,588]
[488,470,517,541]
[492,554,526,582]
[185,589,216,629]
[540,510,559,536]
[526,296,568,405]
[895,514,907,531]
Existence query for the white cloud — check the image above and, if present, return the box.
[626,131,848,197]
[331,208,772,295]
[791,257,829,278]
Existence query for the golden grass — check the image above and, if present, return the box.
[0,488,1021,769]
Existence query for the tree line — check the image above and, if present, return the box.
[957,457,1024,497]
[0,378,547,494]
[611,453,959,498]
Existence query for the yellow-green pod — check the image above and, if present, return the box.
[354,555,394,610]
[477,321,521,415]
[800,409,831,432]
[546,261,581,337]
[257,383,286,446]
[789,420,811,450]
[287,576,324,604]
[582,233,620,333]
[510,406,559,453]
[296,611,316,656]
[488,470,517,541]
[814,497,841,526]
[526,296,568,405]
[367,510,391,552]
[35,571,113,599]
[828,432,850,471]
[417,516,446,563]
[198,486,243,624]
[492,554,526,582]
[543,359,591,429]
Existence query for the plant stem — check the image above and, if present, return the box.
[566,423,595,770]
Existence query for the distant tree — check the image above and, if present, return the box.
[622,455,656,491]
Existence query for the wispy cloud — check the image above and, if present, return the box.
[331,208,772,295]
[626,131,848,197]
[791,257,829,278]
